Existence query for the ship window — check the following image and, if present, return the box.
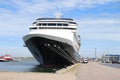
[38,23,41,26]
[30,27,37,30]
[69,22,76,24]
[63,24,68,26]
[42,23,47,26]
[48,23,56,26]
[57,23,62,26]
[32,22,36,24]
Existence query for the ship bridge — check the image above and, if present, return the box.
[29,18,77,31]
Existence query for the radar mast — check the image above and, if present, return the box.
[54,12,63,18]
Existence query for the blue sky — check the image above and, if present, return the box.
[0,0,120,58]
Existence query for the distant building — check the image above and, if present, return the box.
[105,54,120,63]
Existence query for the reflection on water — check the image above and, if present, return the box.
[0,60,62,72]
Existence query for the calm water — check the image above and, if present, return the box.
[0,60,61,72]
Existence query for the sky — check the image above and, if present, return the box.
[0,0,120,58]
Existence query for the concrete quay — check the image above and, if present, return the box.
[0,62,120,80]
[76,62,120,80]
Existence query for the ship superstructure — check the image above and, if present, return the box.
[23,17,80,66]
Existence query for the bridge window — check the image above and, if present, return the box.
[48,23,56,26]
[42,23,47,26]
[63,24,68,26]
[38,23,41,26]
[30,27,37,30]
[57,23,62,26]
[37,23,68,26]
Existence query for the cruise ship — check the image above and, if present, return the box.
[23,16,81,66]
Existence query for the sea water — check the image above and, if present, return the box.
[0,60,61,72]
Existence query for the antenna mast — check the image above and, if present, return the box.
[54,7,63,18]
[54,12,63,18]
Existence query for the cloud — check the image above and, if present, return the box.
[78,18,120,41]
[1,0,120,15]
[83,33,120,41]
[0,0,120,38]
[0,12,30,36]
[0,0,120,57]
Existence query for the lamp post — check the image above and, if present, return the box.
[95,48,97,61]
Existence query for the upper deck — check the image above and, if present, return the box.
[30,18,78,31]
[36,18,73,21]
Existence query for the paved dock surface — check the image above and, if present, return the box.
[0,62,120,80]
[76,62,120,80]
